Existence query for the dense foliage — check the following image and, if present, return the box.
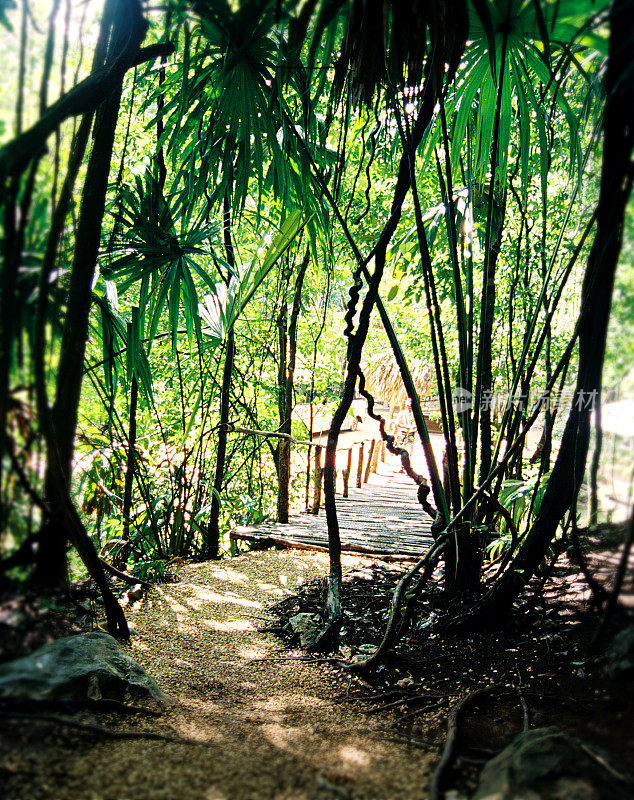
[1,0,632,645]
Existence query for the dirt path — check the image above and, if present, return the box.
[5,551,435,800]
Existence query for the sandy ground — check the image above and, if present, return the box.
[4,551,436,800]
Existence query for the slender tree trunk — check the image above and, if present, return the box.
[478,198,506,485]
[276,297,288,522]
[205,330,234,559]
[121,375,138,542]
[276,248,310,523]
[589,399,602,525]
[446,202,504,593]
[120,18,167,545]
[476,0,634,623]
[320,12,469,625]
[322,62,452,621]
[205,192,235,559]
[1,0,60,499]
[0,3,28,509]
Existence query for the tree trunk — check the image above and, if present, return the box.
[477,198,505,485]
[205,192,235,559]
[276,296,288,522]
[322,52,463,623]
[121,374,138,543]
[205,329,234,558]
[34,2,146,589]
[589,399,602,525]
[276,248,309,522]
[32,3,150,639]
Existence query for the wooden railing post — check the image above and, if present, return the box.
[342,448,353,498]
[371,439,380,474]
[356,442,365,488]
[310,445,323,514]
[305,444,312,510]
[333,450,338,494]
[380,440,386,462]
[364,439,376,483]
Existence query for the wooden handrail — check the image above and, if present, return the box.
[225,425,314,447]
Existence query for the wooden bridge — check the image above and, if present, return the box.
[231,433,440,560]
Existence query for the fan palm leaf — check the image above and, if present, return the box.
[422,0,608,199]
[103,169,219,353]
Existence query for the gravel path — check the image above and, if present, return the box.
[6,551,435,800]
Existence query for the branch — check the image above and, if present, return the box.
[99,558,150,588]
[0,35,174,184]
[133,42,175,66]
[5,436,47,512]
[225,424,315,448]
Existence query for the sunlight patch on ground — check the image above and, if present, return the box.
[256,581,289,596]
[179,585,263,609]
[253,694,329,713]
[238,680,259,692]
[338,745,371,767]
[238,645,267,659]
[154,587,189,613]
[173,656,195,668]
[206,566,251,585]
[260,722,311,752]
[205,790,227,800]
[177,625,200,636]
[202,617,255,633]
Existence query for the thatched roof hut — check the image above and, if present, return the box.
[360,357,434,413]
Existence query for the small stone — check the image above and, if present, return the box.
[289,613,322,648]
[127,584,144,601]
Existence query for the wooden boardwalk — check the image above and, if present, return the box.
[232,463,435,560]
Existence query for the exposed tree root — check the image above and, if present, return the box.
[430,685,501,800]
[346,533,449,671]
[0,711,209,746]
[0,698,162,716]
[363,694,443,716]
[391,700,445,728]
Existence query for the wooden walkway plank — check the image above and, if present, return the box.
[232,463,434,558]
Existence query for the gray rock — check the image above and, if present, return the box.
[289,612,322,648]
[0,632,167,705]
[473,726,632,800]
[599,624,634,679]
